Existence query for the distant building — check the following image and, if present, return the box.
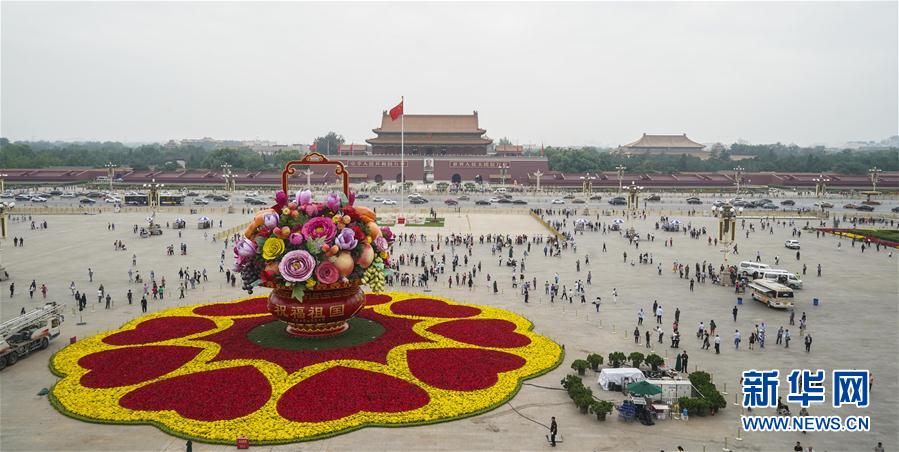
[618,133,706,157]
[366,111,493,156]
[494,144,524,156]
[337,144,369,155]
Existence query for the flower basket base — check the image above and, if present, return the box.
[267,284,365,338]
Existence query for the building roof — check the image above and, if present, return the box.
[338,144,368,152]
[495,144,524,154]
[373,112,486,134]
[622,133,705,149]
[366,136,493,145]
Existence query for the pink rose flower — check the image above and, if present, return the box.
[314,261,340,285]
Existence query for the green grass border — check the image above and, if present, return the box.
[47,312,564,446]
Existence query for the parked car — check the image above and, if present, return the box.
[761,203,778,210]
[409,197,428,204]
[646,194,661,202]
[813,202,834,208]
[589,195,603,201]
[608,197,626,205]
[79,198,97,204]
[372,197,385,203]
[185,191,200,197]
[31,196,48,203]
[780,200,796,206]
[497,198,512,204]
[563,194,576,199]
[475,200,491,206]
[193,198,210,205]
[444,199,459,206]
[784,240,801,250]
[382,199,397,205]
[856,205,875,212]
[355,193,370,199]
[512,199,528,205]
[244,198,267,205]
[211,195,229,201]
[843,203,858,209]
[458,195,471,201]
[686,197,702,204]
[572,199,586,204]
[892,206,899,213]
[60,192,77,198]
[103,197,120,204]
[14,194,31,201]
[551,199,566,205]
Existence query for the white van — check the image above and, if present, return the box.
[758,269,803,289]
[738,261,770,278]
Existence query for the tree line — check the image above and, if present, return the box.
[543,145,898,174]
[1,137,896,175]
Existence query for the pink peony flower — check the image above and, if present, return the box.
[381,226,395,242]
[314,261,340,285]
[278,250,315,282]
[288,232,304,246]
[301,216,337,242]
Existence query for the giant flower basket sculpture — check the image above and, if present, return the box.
[235,153,393,337]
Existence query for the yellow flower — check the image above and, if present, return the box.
[261,237,286,260]
[306,279,316,288]
[281,207,291,215]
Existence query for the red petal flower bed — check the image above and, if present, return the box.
[120,366,271,421]
[408,348,526,391]
[78,345,202,389]
[277,366,430,422]
[103,317,218,346]
[427,319,532,348]
[390,298,482,318]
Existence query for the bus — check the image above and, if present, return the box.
[159,195,185,206]
[124,194,149,206]
[747,280,794,309]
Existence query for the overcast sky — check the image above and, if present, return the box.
[2,2,897,147]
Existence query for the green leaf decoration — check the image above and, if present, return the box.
[291,284,306,301]
[339,192,349,205]
[305,237,326,254]
[255,236,266,248]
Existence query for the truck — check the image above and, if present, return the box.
[0,302,66,371]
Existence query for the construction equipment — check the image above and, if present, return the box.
[0,302,66,371]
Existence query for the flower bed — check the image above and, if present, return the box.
[50,292,562,444]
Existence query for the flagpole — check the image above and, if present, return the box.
[400,96,404,222]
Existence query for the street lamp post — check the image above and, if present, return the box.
[143,179,164,210]
[533,170,544,193]
[104,162,117,193]
[302,169,314,189]
[713,203,742,263]
[0,173,8,194]
[733,166,745,194]
[626,181,643,211]
[499,164,510,187]
[0,201,14,240]
[812,174,830,198]
[221,163,236,192]
[616,165,627,194]
[869,167,882,193]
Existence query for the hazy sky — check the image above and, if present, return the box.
[2,2,897,147]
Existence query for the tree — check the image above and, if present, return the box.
[313,132,345,155]
[628,351,645,368]
[498,137,513,145]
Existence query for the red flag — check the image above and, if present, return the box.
[389,100,404,121]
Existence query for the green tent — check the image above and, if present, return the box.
[627,380,662,396]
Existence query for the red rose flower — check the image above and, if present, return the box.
[342,206,360,221]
